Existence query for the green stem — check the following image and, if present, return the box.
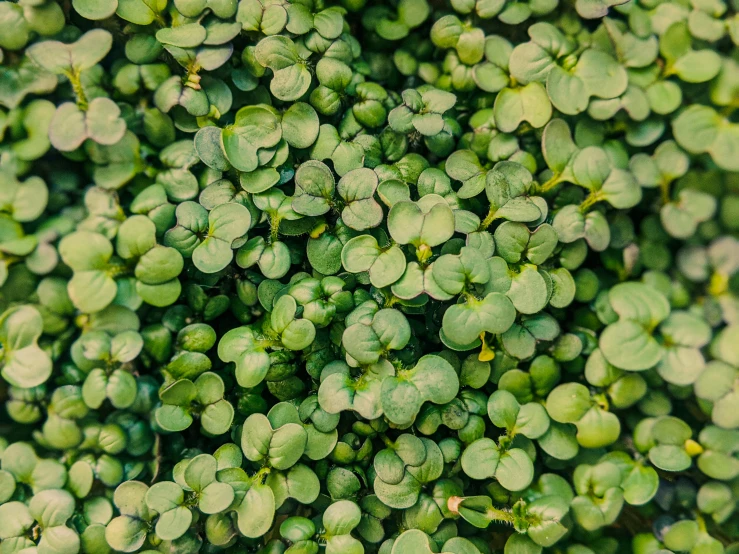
[257,338,282,349]
[185,69,202,90]
[479,206,497,231]
[695,513,707,534]
[708,271,728,296]
[579,192,602,212]
[487,506,515,524]
[270,216,281,244]
[540,173,563,193]
[660,179,671,205]
[67,69,88,111]
[254,466,271,484]
[478,333,495,362]
[447,497,515,525]
[106,262,133,279]
[379,434,395,448]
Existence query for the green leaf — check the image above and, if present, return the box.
[237,484,275,538]
[49,98,127,152]
[546,383,592,423]
[391,529,435,553]
[28,30,113,74]
[0,306,52,388]
[341,235,405,288]
[387,196,455,248]
[157,24,207,48]
[343,308,411,364]
[575,407,621,448]
[105,516,149,552]
[494,83,552,133]
[337,168,383,231]
[600,321,663,371]
[495,449,535,491]
[649,444,692,472]
[442,292,516,346]
[381,355,459,425]
[218,326,270,388]
[281,102,320,149]
[323,500,362,535]
[460,438,500,479]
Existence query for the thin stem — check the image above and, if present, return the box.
[479,206,497,231]
[708,272,728,296]
[486,506,515,524]
[695,513,707,534]
[257,338,282,349]
[447,497,515,525]
[253,466,271,484]
[660,178,671,205]
[67,69,88,110]
[579,192,602,212]
[269,216,281,244]
[540,173,562,193]
[479,333,495,362]
[185,71,202,90]
[106,262,134,279]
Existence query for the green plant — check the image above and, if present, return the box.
[0,0,738,553]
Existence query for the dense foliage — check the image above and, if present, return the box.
[0,0,738,553]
